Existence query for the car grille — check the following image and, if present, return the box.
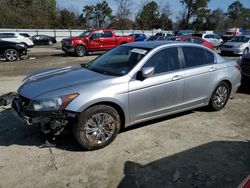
[62,40,71,47]
[223,45,233,48]
[241,65,250,76]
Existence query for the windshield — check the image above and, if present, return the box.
[79,30,91,37]
[83,46,151,76]
[230,36,250,43]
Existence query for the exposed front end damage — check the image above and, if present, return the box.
[11,95,77,135]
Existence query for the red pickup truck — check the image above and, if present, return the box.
[61,29,135,57]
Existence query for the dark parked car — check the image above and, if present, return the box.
[0,40,27,61]
[129,33,146,41]
[32,35,57,45]
[240,53,250,84]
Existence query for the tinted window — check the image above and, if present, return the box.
[204,35,213,39]
[0,33,16,38]
[182,47,214,67]
[183,38,192,42]
[143,47,180,74]
[91,32,102,39]
[193,38,203,44]
[102,31,113,38]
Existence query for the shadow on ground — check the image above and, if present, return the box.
[0,108,193,151]
[118,141,250,188]
[0,108,83,151]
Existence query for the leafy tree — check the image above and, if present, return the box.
[179,0,210,28]
[208,8,229,30]
[56,9,78,29]
[136,1,160,29]
[81,1,113,28]
[227,1,244,26]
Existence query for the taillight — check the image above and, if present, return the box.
[235,64,241,71]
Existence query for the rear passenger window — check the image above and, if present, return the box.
[143,47,180,74]
[182,47,214,68]
[0,33,16,38]
[102,31,113,38]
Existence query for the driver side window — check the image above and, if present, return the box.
[142,47,181,75]
[91,32,101,39]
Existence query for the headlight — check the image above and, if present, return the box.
[234,44,243,48]
[28,93,79,111]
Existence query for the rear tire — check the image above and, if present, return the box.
[75,45,87,57]
[74,105,121,150]
[4,49,19,61]
[209,81,230,111]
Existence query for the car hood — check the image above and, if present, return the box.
[63,36,84,41]
[223,42,245,46]
[18,66,111,99]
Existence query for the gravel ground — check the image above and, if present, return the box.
[0,46,249,188]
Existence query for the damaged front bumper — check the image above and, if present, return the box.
[11,96,77,135]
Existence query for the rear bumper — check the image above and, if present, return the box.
[28,44,35,48]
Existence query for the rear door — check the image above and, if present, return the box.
[129,47,184,122]
[181,46,217,107]
[101,31,116,50]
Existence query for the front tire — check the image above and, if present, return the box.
[209,81,230,111]
[243,48,249,55]
[75,45,87,57]
[4,49,19,61]
[74,105,121,150]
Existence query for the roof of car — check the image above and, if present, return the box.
[124,41,199,49]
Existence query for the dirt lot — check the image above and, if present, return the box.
[0,46,249,188]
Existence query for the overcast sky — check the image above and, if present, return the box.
[56,0,250,20]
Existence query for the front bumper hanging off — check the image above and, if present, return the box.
[11,96,77,134]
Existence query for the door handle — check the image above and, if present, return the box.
[209,67,216,72]
[172,75,183,81]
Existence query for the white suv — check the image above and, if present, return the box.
[0,32,34,48]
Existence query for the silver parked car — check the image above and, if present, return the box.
[12,41,241,150]
[220,35,250,55]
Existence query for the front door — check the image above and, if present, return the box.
[88,31,103,51]
[129,47,184,123]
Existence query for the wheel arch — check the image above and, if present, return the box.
[82,101,126,129]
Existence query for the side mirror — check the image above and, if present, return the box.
[136,67,154,81]
[89,36,93,41]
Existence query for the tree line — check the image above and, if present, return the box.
[0,0,250,31]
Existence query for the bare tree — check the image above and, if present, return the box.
[114,0,132,19]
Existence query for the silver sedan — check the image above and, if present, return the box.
[12,41,241,150]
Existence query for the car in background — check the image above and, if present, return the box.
[0,40,27,61]
[146,35,169,41]
[12,41,241,150]
[193,33,223,47]
[222,28,244,42]
[155,32,173,37]
[32,35,57,45]
[240,52,250,84]
[129,33,146,41]
[176,30,194,36]
[171,36,214,50]
[61,29,134,57]
[0,32,34,48]
[220,35,250,56]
